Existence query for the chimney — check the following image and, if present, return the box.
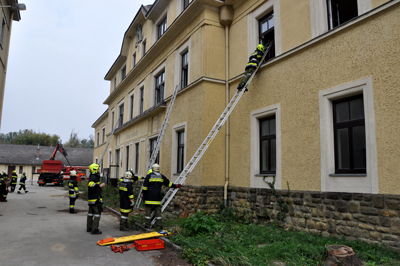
[36,144,40,160]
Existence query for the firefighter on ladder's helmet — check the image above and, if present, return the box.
[151,163,160,172]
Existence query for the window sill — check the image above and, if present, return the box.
[329,173,367,177]
[173,172,183,176]
[255,174,276,177]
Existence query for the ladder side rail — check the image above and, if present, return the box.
[135,84,180,209]
[153,43,274,225]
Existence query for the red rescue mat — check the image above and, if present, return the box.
[110,244,135,253]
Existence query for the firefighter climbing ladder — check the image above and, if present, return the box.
[134,84,180,209]
[150,42,273,226]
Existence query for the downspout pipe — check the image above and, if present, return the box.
[219,5,233,207]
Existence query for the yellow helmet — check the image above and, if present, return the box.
[152,163,160,172]
[89,164,100,174]
[257,44,265,52]
[13,170,16,173]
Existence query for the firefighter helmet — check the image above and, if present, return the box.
[125,172,132,178]
[152,163,160,172]
[12,170,16,173]
[89,164,100,174]
[257,44,265,52]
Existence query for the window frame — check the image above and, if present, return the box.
[259,115,276,175]
[157,16,167,39]
[140,87,144,114]
[129,91,135,120]
[118,102,124,127]
[177,130,185,173]
[326,0,358,30]
[132,52,136,69]
[154,70,165,105]
[181,50,189,89]
[332,94,366,174]
[96,131,100,146]
[0,16,6,49]
[121,65,127,81]
[149,138,160,164]
[319,77,378,193]
[135,142,140,174]
[102,127,105,144]
[250,104,281,189]
[258,11,275,61]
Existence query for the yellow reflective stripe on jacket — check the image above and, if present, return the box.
[120,208,132,213]
[119,187,128,191]
[88,181,97,187]
[149,178,163,182]
[142,186,148,191]
[168,181,172,187]
[145,200,161,205]
[88,199,97,203]
[129,195,134,199]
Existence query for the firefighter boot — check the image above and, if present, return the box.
[87,213,93,232]
[120,216,130,231]
[70,208,77,214]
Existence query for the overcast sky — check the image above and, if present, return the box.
[1,0,154,143]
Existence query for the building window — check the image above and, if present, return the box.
[115,149,120,179]
[327,0,358,30]
[102,128,105,143]
[140,87,144,114]
[119,104,124,127]
[150,138,159,164]
[19,166,23,174]
[177,130,185,173]
[157,17,167,39]
[259,11,275,61]
[132,52,136,68]
[135,143,140,174]
[121,65,126,81]
[183,0,190,9]
[260,116,276,174]
[333,95,366,174]
[113,77,117,90]
[142,40,146,56]
[0,17,6,49]
[130,94,134,120]
[96,131,100,146]
[155,71,165,105]
[32,166,36,174]
[181,51,188,89]
[111,110,115,131]
[126,146,130,172]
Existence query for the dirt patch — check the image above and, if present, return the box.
[151,245,192,266]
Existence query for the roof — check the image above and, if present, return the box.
[0,144,93,167]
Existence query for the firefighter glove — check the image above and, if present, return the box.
[176,184,182,189]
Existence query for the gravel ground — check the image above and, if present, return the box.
[151,245,193,266]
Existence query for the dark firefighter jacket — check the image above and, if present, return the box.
[68,176,79,198]
[142,171,178,205]
[19,175,27,185]
[128,171,142,182]
[87,173,102,204]
[245,48,264,70]
[11,174,18,185]
[119,178,134,213]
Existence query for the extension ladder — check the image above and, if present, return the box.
[134,84,180,209]
[150,42,274,226]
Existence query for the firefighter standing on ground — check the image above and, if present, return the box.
[68,169,79,214]
[142,163,182,229]
[17,172,28,194]
[0,171,8,202]
[119,171,135,231]
[237,44,265,91]
[10,170,18,193]
[87,163,105,234]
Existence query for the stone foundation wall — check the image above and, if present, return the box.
[160,185,400,252]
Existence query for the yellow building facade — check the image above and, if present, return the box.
[93,0,400,196]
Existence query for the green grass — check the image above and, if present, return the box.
[167,209,400,266]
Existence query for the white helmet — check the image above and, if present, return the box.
[152,163,160,172]
[70,170,77,176]
[125,171,132,178]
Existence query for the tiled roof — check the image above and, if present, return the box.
[0,144,93,166]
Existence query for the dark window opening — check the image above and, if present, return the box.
[333,94,366,174]
[157,17,167,39]
[177,130,185,173]
[181,51,188,88]
[135,143,139,174]
[140,87,144,114]
[260,116,276,174]
[258,11,275,62]
[119,104,124,126]
[155,71,165,105]
[183,0,190,10]
[327,0,358,29]
[150,139,160,164]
